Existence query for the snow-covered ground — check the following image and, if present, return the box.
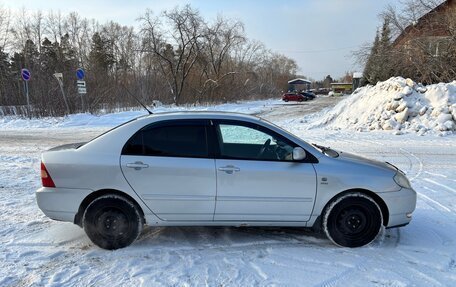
[0,99,282,130]
[1,96,455,286]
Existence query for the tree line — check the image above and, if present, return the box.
[0,5,298,117]
[356,0,455,85]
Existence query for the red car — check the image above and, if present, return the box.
[282,92,308,102]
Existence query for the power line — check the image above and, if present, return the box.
[275,44,365,54]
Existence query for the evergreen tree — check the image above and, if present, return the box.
[363,17,393,85]
[8,41,40,108]
[22,39,40,71]
[378,17,393,80]
[0,48,12,105]
[89,32,115,73]
[363,30,380,84]
[41,37,58,74]
[59,33,78,72]
[323,75,334,88]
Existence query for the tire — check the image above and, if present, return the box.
[284,99,289,102]
[322,192,383,248]
[83,195,143,250]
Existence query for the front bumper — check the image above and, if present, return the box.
[36,187,93,222]
[378,187,417,228]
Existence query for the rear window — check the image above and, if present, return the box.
[83,116,146,148]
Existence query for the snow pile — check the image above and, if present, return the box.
[308,77,456,135]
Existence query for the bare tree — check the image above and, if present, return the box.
[381,0,444,37]
[204,16,245,77]
[139,5,204,105]
[0,4,12,50]
[45,11,65,43]
[31,11,44,54]
[195,16,245,101]
[0,4,299,116]
[10,8,32,51]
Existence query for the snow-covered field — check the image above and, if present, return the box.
[1,94,456,286]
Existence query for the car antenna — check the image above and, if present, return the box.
[121,83,153,115]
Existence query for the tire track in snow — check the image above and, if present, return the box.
[399,147,423,181]
[420,185,455,212]
[361,140,456,214]
[417,192,452,212]
[423,178,456,195]
[314,259,366,287]
[249,262,268,281]
[424,171,447,178]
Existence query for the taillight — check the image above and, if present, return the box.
[41,162,56,188]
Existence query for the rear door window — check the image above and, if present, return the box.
[122,121,209,158]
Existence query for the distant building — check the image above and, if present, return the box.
[331,83,353,94]
[392,0,456,57]
[287,78,311,92]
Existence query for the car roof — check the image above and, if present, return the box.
[136,111,263,122]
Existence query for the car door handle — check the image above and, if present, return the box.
[218,165,240,174]
[126,162,149,170]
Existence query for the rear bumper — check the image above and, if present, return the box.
[36,187,93,222]
[378,187,417,228]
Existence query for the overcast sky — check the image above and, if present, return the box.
[1,0,402,80]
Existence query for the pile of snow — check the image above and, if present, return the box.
[308,77,456,135]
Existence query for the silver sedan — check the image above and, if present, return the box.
[36,112,416,249]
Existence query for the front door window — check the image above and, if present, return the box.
[217,123,295,161]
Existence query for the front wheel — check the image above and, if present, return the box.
[322,192,383,247]
[83,195,143,250]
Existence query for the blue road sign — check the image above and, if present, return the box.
[76,68,85,80]
[21,68,31,81]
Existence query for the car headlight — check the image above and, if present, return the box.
[393,172,412,189]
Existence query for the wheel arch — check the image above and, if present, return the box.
[74,189,145,227]
[313,188,390,230]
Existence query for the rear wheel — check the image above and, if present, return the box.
[83,195,143,250]
[322,192,382,247]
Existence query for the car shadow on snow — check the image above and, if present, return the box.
[128,226,402,251]
[132,226,335,250]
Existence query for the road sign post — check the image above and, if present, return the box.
[53,73,70,114]
[76,68,86,111]
[21,68,31,117]
[76,68,85,80]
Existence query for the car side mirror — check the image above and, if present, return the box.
[292,147,306,161]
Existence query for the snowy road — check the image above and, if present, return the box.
[1,100,456,286]
[253,96,344,122]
